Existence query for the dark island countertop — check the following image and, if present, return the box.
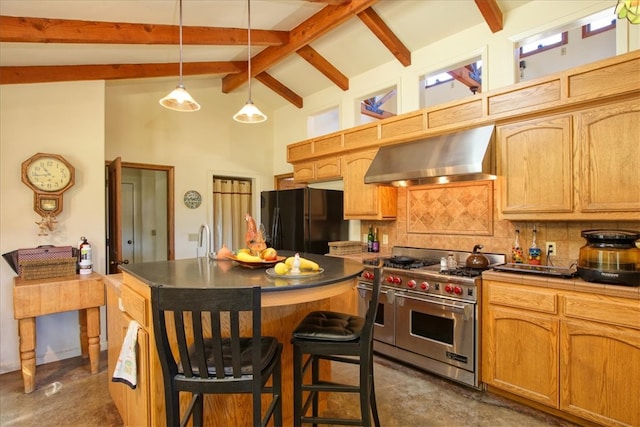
[119,251,364,293]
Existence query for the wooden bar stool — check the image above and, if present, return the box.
[291,263,383,426]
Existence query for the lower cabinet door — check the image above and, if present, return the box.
[561,320,640,427]
[107,285,151,426]
[484,305,559,407]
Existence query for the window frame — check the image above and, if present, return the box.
[582,20,616,39]
[519,31,568,58]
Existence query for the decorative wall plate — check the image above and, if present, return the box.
[183,190,202,209]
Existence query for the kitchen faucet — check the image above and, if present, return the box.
[198,224,213,259]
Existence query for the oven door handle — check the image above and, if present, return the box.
[356,284,395,303]
[396,292,474,321]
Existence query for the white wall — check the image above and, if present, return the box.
[105,78,276,259]
[0,81,106,373]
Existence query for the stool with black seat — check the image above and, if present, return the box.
[151,285,282,427]
[291,263,383,427]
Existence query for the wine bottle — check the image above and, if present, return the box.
[528,227,542,265]
[372,227,380,253]
[367,225,374,252]
[512,228,524,264]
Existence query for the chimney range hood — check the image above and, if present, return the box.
[364,125,496,186]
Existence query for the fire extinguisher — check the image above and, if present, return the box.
[78,236,93,275]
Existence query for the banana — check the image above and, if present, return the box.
[285,256,320,271]
[236,251,263,263]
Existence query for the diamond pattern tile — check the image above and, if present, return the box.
[408,181,493,235]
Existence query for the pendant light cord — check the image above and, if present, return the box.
[179,0,184,86]
[247,0,252,102]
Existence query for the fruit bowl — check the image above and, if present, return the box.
[226,254,285,268]
[266,268,324,278]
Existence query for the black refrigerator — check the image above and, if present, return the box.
[260,188,348,255]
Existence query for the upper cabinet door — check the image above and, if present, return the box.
[343,149,396,220]
[497,114,574,215]
[577,99,640,213]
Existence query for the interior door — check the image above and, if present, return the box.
[107,159,175,272]
[107,157,124,274]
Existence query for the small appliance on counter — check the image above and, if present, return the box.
[577,229,640,287]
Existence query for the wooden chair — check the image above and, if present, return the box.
[291,263,383,426]
[151,285,282,427]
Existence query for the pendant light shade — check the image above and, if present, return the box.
[233,0,266,123]
[233,100,267,123]
[160,0,200,112]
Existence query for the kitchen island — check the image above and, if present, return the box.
[106,252,363,427]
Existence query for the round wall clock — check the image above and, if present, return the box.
[183,190,202,209]
[21,153,75,216]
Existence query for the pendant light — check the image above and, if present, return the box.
[233,0,267,123]
[159,0,200,112]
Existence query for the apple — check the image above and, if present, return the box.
[261,248,278,261]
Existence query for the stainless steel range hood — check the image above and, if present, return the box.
[364,125,496,186]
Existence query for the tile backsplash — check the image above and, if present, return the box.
[360,187,640,265]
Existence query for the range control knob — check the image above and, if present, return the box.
[444,284,454,294]
[386,276,395,284]
[420,281,430,291]
[407,279,417,289]
[393,276,402,285]
[362,271,373,280]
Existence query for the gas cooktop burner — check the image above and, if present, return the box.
[363,256,441,270]
[438,267,484,278]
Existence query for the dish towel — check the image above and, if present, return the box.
[112,320,141,389]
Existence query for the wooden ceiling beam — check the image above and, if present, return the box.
[296,45,349,90]
[360,103,394,119]
[473,0,503,33]
[357,8,411,67]
[0,61,243,85]
[0,15,288,46]
[448,65,482,93]
[221,0,378,94]
[255,72,303,108]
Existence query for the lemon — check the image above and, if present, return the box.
[274,262,289,275]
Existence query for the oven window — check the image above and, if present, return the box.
[410,311,454,345]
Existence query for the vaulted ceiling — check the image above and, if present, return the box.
[0,0,531,109]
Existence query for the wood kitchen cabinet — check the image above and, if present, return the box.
[576,99,640,213]
[342,149,396,220]
[293,157,341,182]
[497,114,573,216]
[106,276,151,427]
[497,99,640,221]
[560,293,640,426]
[482,281,559,407]
[482,277,640,427]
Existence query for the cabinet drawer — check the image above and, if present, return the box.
[563,294,640,330]
[121,284,149,328]
[486,282,557,314]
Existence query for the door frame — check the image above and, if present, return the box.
[106,160,175,272]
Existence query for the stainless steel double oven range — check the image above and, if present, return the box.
[357,246,505,389]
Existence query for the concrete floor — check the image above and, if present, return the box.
[0,351,578,426]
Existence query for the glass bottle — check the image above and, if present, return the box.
[447,252,458,269]
[372,227,380,253]
[367,225,374,252]
[528,227,542,265]
[512,228,524,264]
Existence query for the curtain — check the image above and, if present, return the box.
[212,178,252,252]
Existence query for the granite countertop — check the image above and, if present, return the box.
[119,251,363,292]
[482,270,640,300]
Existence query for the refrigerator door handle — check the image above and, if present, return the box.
[272,207,282,249]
